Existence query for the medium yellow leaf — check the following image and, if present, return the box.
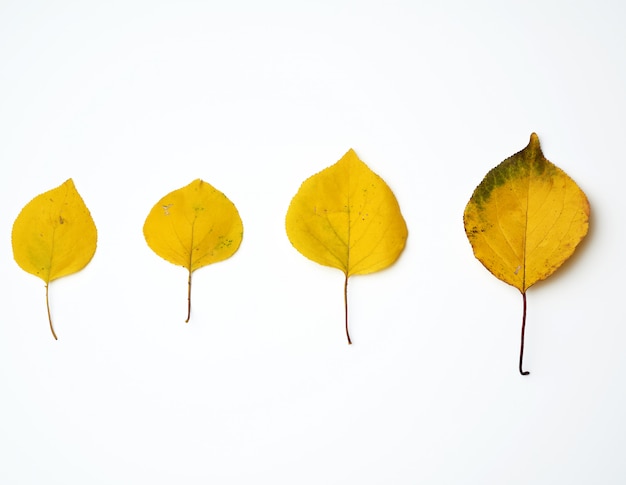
[143,179,243,322]
[12,178,98,340]
[464,133,590,374]
[285,149,408,343]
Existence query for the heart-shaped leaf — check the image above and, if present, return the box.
[286,149,408,343]
[143,179,243,322]
[464,133,590,374]
[12,179,97,339]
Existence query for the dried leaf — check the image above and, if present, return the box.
[285,149,408,343]
[12,179,97,340]
[464,133,590,374]
[143,179,243,322]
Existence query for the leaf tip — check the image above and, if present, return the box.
[62,178,78,192]
[528,132,541,149]
[343,148,363,164]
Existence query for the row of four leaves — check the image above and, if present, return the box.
[12,134,589,375]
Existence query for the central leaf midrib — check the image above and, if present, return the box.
[522,170,531,291]
[346,166,352,276]
[188,215,197,271]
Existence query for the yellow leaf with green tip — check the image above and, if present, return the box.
[285,149,408,343]
[12,178,97,340]
[464,133,589,374]
[143,179,243,322]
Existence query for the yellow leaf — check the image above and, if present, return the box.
[285,149,408,343]
[12,178,98,340]
[464,133,590,374]
[143,179,243,322]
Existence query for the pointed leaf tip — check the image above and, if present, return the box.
[527,132,543,156]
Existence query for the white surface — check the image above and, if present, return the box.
[1,1,625,484]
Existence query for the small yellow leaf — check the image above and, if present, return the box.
[143,179,243,322]
[464,133,590,374]
[12,178,98,340]
[286,149,408,343]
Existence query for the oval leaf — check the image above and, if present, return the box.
[285,149,408,343]
[143,179,243,322]
[463,133,590,374]
[12,178,98,339]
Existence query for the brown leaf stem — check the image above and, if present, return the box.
[45,283,58,341]
[519,291,529,375]
[344,273,351,345]
[186,269,192,323]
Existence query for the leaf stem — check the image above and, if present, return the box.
[519,291,529,376]
[45,283,58,340]
[344,274,351,345]
[186,269,192,323]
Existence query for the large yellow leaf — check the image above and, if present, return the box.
[143,179,243,322]
[12,178,98,340]
[286,149,408,344]
[464,133,589,374]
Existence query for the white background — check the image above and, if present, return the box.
[1,1,625,483]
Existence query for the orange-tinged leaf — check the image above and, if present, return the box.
[464,133,590,374]
[143,179,243,322]
[285,149,408,343]
[12,178,98,340]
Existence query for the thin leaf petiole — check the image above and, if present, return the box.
[45,283,58,340]
[186,269,192,323]
[519,291,529,375]
[344,274,351,345]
